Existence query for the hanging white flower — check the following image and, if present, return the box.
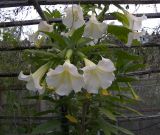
[125,12,147,31]
[46,60,84,96]
[82,58,115,94]
[18,63,50,94]
[62,5,85,29]
[83,14,107,39]
[38,21,53,32]
[126,30,145,47]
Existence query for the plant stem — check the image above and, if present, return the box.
[81,101,88,135]
[60,97,69,135]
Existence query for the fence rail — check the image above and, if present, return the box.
[0,68,159,77]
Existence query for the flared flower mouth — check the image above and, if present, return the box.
[83,14,107,39]
[46,60,84,96]
[62,5,85,30]
[125,11,147,31]
[38,21,53,32]
[82,58,115,94]
[18,63,50,94]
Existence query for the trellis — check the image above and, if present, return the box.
[0,0,160,135]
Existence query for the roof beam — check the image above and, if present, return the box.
[0,0,160,8]
[32,0,48,21]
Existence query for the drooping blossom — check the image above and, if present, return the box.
[84,14,107,39]
[124,12,147,46]
[126,31,145,47]
[82,58,115,94]
[38,21,53,32]
[62,5,85,30]
[18,63,50,94]
[125,12,147,31]
[46,60,84,96]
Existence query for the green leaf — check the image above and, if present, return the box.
[52,9,61,18]
[116,76,138,82]
[132,39,141,46]
[123,63,145,73]
[98,117,115,135]
[119,105,142,115]
[44,9,61,19]
[80,44,109,55]
[110,12,129,26]
[77,37,93,48]
[99,108,117,121]
[70,25,85,43]
[107,25,131,43]
[115,50,141,61]
[23,49,60,66]
[32,120,60,134]
[45,32,67,49]
[115,126,134,135]
[127,83,140,100]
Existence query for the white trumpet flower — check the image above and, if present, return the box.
[82,58,115,94]
[18,63,50,94]
[62,5,85,29]
[125,12,147,31]
[126,31,145,47]
[38,21,53,32]
[83,14,107,39]
[46,60,84,96]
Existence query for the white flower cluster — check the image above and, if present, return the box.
[38,5,107,40]
[19,58,115,96]
[37,5,147,46]
[20,5,147,96]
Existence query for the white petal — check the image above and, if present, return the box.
[126,31,145,47]
[97,71,115,89]
[126,32,134,47]
[82,58,116,93]
[64,62,81,76]
[56,80,72,96]
[38,21,53,32]
[73,19,85,29]
[26,80,36,91]
[33,76,44,91]
[62,15,73,28]
[46,71,62,88]
[50,66,64,75]
[126,12,147,31]
[84,14,106,39]
[83,71,99,94]
[62,5,85,29]
[18,71,30,81]
[71,75,84,93]
[97,57,116,72]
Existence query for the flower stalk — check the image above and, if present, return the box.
[81,100,89,135]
